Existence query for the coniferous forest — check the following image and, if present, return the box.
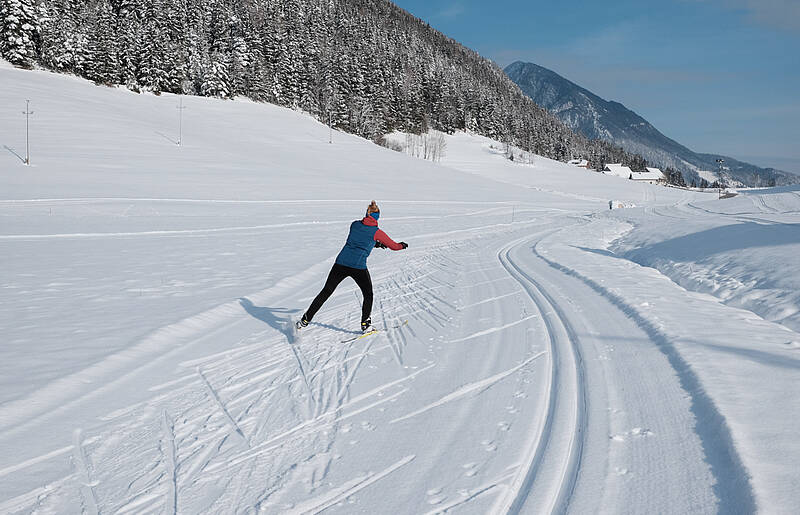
[2,0,651,172]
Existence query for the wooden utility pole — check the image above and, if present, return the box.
[177,97,187,146]
[23,100,33,165]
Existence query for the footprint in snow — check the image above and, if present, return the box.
[610,428,654,441]
[498,421,510,431]
[481,439,497,452]
[462,462,479,477]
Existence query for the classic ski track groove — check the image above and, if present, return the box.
[531,236,757,513]
[496,232,588,515]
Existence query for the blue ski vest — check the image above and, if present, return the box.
[335,213,380,269]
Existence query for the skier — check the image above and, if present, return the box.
[296,201,408,333]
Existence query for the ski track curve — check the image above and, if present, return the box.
[494,233,588,515]
[531,236,756,514]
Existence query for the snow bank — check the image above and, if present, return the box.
[538,216,800,512]
[611,187,800,332]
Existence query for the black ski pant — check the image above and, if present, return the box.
[305,263,373,324]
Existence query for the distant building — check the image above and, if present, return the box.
[603,163,633,179]
[631,167,666,184]
[568,158,590,168]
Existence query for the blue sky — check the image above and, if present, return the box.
[392,0,800,174]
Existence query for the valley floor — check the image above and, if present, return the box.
[1,65,798,513]
[2,195,797,514]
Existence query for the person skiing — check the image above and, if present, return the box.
[296,201,408,333]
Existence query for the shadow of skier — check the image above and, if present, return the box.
[239,298,300,343]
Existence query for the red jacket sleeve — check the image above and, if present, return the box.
[374,229,403,250]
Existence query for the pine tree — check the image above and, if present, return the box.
[201,51,230,98]
[86,0,118,85]
[135,0,169,93]
[1,0,39,68]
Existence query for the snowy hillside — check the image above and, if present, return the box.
[2,65,799,514]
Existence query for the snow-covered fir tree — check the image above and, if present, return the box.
[1,0,40,67]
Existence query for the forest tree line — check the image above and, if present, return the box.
[2,0,669,177]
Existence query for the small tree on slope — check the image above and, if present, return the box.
[1,0,39,68]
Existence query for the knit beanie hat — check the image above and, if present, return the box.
[366,200,380,216]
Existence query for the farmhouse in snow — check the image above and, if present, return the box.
[631,167,666,184]
[603,163,633,179]
[604,164,666,184]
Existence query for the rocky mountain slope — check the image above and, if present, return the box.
[505,61,796,186]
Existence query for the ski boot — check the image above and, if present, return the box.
[361,317,374,334]
[296,315,309,330]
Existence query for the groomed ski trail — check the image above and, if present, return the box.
[0,207,771,513]
[495,233,587,515]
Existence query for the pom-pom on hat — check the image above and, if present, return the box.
[365,200,380,221]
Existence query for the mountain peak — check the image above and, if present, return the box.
[505,61,796,186]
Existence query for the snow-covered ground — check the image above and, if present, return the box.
[696,169,718,184]
[1,64,798,513]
